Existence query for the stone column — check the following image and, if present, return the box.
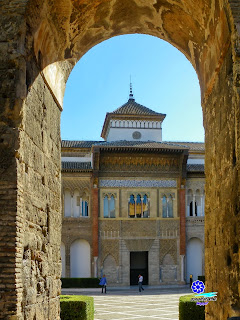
[180,255,185,283]
[200,196,203,216]
[192,194,196,216]
[202,195,205,216]
[93,257,98,278]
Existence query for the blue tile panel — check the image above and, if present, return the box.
[99,179,177,188]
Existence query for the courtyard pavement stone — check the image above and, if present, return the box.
[62,285,192,320]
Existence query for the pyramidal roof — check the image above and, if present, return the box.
[101,84,166,139]
[113,83,164,116]
[112,99,161,115]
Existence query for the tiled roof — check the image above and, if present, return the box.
[164,141,205,151]
[61,140,101,148]
[113,99,165,116]
[96,140,188,150]
[187,164,205,172]
[61,140,204,152]
[62,161,92,171]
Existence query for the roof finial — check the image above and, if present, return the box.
[129,76,135,101]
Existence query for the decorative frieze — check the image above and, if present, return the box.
[100,155,179,172]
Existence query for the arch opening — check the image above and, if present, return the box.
[1,1,238,319]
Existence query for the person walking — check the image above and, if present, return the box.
[138,274,144,292]
[190,274,193,288]
[99,274,107,294]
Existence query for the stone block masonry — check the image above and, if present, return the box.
[0,0,240,319]
[17,70,62,319]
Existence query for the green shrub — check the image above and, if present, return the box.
[179,294,205,320]
[198,276,205,284]
[60,295,94,320]
[61,278,100,288]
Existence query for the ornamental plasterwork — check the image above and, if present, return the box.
[99,179,177,188]
[124,239,154,251]
[99,220,120,232]
[121,220,156,238]
[158,220,179,238]
[159,239,177,264]
[160,192,175,198]
[62,179,90,195]
[100,239,119,265]
[186,179,205,192]
[100,155,179,172]
[102,192,117,199]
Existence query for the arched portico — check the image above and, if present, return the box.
[0,1,239,319]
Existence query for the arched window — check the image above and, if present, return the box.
[129,195,135,217]
[128,194,150,218]
[162,195,167,218]
[104,195,109,218]
[136,194,142,217]
[82,200,88,217]
[167,195,173,218]
[109,195,115,218]
[162,194,174,218]
[104,195,116,218]
[143,194,149,218]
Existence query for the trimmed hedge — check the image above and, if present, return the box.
[60,295,94,320]
[179,294,205,320]
[198,276,205,284]
[61,278,100,288]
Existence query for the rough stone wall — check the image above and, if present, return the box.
[204,43,240,318]
[1,0,240,319]
[0,1,26,317]
[19,72,62,318]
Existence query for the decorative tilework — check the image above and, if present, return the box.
[99,179,177,188]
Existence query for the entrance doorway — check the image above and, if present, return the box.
[130,251,148,285]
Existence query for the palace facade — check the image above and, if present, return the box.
[61,89,205,286]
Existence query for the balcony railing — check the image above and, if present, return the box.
[186,216,205,225]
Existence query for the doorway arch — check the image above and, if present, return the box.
[186,237,203,283]
[70,239,91,278]
[1,1,240,319]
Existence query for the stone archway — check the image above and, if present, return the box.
[0,1,239,319]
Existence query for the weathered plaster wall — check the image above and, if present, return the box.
[0,0,239,319]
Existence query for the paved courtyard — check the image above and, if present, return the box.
[62,286,191,320]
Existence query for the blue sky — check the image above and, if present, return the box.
[61,34,204,142]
